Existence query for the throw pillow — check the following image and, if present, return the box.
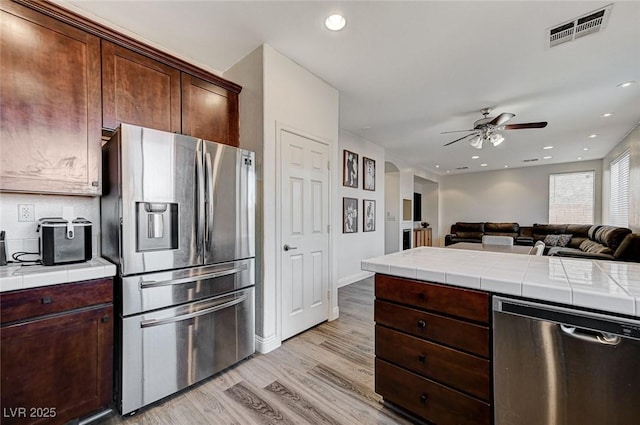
[543,234,572,247]
[579,239,613,255]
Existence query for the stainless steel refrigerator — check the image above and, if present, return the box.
[101,124,255,415]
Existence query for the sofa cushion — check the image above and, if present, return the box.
[532,224,568,242]
[455,222,485,233]
[454,222,485,240]
[592,225,632,252]
[579,239,613,255]
[544,234,572,247]
[614,234,640,261]
[485,222,519,233]
[564,225,591,249]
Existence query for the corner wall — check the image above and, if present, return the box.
[225,44,339,353]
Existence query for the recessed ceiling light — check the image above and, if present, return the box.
[583,147,589,151]
[601,113,614,117]
[543,146,554,150]
[325,14,346,31]
[436,165,440,168]
[588,134,598,138]
[472,155,479,159]
[577,157,583,160]
[504,165,509,168]
[480,163,488,167]
[446,170,450,174]
[543,156,552,159]
[617,81,636,88]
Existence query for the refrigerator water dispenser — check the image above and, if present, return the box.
[136,202,178,251]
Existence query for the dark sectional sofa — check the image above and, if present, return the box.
[445,221,640,262]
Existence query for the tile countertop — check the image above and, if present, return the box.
[0,257,117,293]
[362,246,640,318]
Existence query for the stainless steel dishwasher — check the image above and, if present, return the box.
[493,296,640,425]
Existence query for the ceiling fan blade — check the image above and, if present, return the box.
[443,132,478,146]
[504,122,548,130]
[489,112,515,126]
[440,129,474,134]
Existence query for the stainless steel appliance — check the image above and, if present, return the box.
[38,217,92,265]
[493,297,640,425]
[101,124,255,415]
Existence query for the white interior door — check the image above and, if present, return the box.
[280,129,330,341]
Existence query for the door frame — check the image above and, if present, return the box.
[275,122,335,343]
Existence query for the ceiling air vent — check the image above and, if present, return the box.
[523,158,539,163]
[548,4,612,48]
[455,166,469,170]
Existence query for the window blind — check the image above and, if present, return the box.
[549,171,595,224]
[609,150,630,227]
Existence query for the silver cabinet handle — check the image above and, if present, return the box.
[560,324,621,346]
[283,244,298,251]
[140,294,248,328]
[139,265,248,289]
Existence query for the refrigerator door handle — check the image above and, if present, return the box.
[196,145,205,254]
[559,324,622,346]
[139,264,249,288]
[205,151,214,248]
[139,294,248,328]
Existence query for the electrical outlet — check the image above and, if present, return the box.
[18,204,35,222]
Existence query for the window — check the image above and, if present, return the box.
[609,150,630,227]
[549,171,595,224]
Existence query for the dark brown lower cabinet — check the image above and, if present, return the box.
[1,279,113,425]
[374,274,492,425]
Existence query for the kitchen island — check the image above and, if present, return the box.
[362,247,640,425]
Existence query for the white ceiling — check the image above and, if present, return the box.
[61,0,640,175]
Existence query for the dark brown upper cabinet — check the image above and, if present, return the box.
[182,73,239,146]
[102,40,181,134]
[0,0,102,195]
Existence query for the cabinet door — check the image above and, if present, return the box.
[0,1,102,195]
[182,73,239,146]
[102,40,181,133]
[1,305,113,425]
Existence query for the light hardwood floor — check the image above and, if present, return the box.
[100,277,411,425]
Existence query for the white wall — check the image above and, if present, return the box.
[439,160,603,241]
[225,44,339,353]
[384,170,400,254]
[223,45,265,337]
[414,177,439,243]
[337,131,385,287]
[0,193,100,260]
[602,123,640,232]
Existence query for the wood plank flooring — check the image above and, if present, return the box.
[99,277,411,425]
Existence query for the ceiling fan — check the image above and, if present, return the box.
[442,108,547,149]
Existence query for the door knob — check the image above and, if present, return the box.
[283,244,298,251]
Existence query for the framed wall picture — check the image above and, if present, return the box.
[363,157,375,191]
[343,197,358,233]
[343,150,358,188]
[363,199,375,232]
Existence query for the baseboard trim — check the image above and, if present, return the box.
[338,271,374,288]
[255,334,281,354]
[329,305,340,321]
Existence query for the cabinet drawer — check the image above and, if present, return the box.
[376,358,490,425]
[375,300,489,357]
[375,274,489,323]
[1,278,113,324]
[376,325,490,401]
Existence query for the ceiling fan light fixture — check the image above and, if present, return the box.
[469,135,483,149]
[489,133,504,146]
